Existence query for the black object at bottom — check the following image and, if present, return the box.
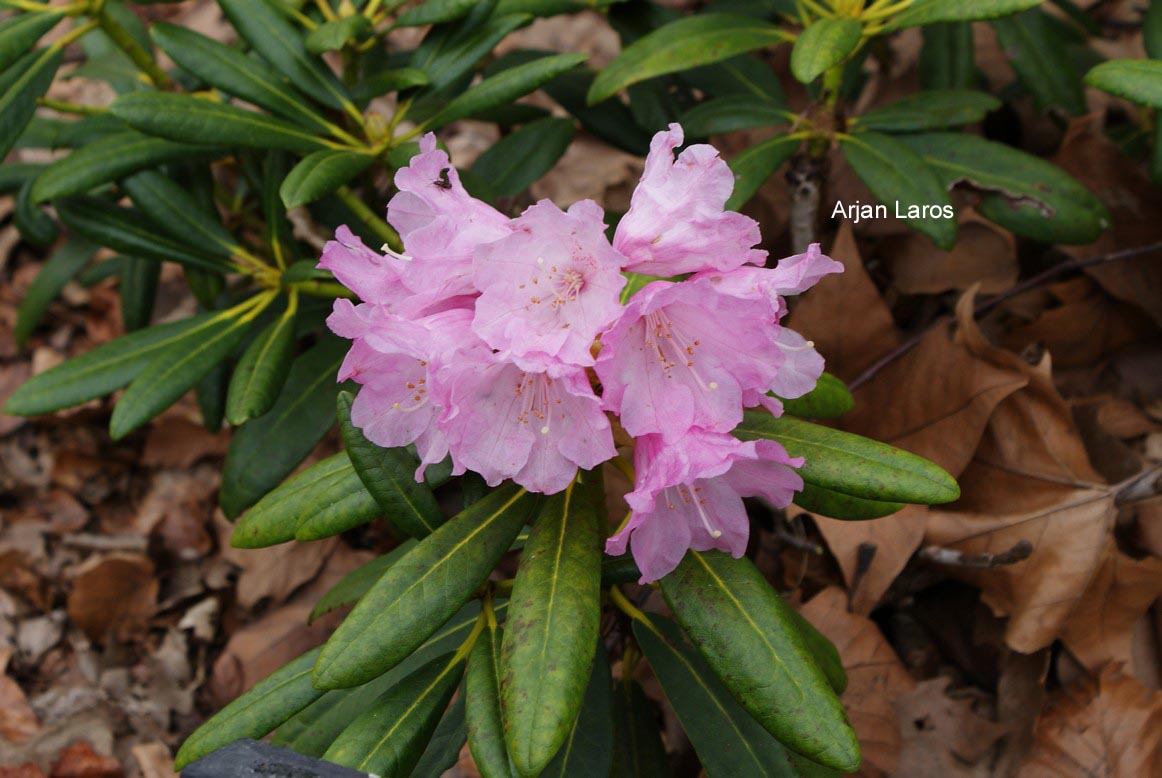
[181,739,372,778]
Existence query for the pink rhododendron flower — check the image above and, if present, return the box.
[613,123,765,276]
[606,428,804,582]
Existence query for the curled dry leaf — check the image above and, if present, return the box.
[47,740,121,778]
[894,677,1008,777]
[213,513,338,609]
[65,554,158,644]
[881,211,1018,295]
[130,742,177,778]
[0,649,41,744]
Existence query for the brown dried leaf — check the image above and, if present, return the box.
[213,513,337,609]
[882,214,1018,295]
[140,419,229,469]
[130,743,176,778]
[48,741,121,778]
[0,649,40,744]
[65,554,157,643]
[894,677,1008,776]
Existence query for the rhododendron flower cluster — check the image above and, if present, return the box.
[320,123,842,582]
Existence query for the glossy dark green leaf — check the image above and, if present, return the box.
[856,89,1000,132]
[109,308,253,439]
[397,0,478,27]
[661,551,859,771]
[681,53,786,105]
[3,312,217,416]
[501,472,603,776]
[196,358,229,433]
[0,12,63,73]
[465,621,513,778]
[881,0,1046,31]
[219,337,349,517]
[0,47,62,160]
[736,411,959,505]
[778,373,853,420]
[305,15,372,54]
[323,652,466,774]
[431,52,587,128]
[352,67,431,102]
[0,162,44,195]
[1085,60,1162,109]
[1146,0,1162,59]
[589,14,790,104]
[541,647,613,778]
[337,391,445,539]
[119,256,159,332]
[313,486,537,689]
[541,69,651,155]
[793,482,905,521]
[600,552,641,586]
[471,117,573,198]
[174,648,324,769]
[838,131,956,249]
[309,540,418,624]
[122,170,241,259]
[14,178,56,246]
[110,92,334,153]
[991,9,1086,115]
[226,309,296,425]
[790,18,861,85]
[30,131,214,203]
[610,679,668,777]
[14,241,97,347]
[280,149,375,209]
[898,132,1110,245]
[726,132,800,210]
[920,23,975,90]
[218,0,354,112]
[784,607,846,695]
[679,96,787,137]
[412,12,531,93]
[294,462,383,543]
[412,690,468,778]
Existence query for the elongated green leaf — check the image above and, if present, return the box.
[920,23,975,90]
[3,312,217,416]
[466,621,514,778]
[324,652,466,774]
[471,117,574,198]
[280,149,375,209]
[778,373,853,420]
[14,241,97,347]
[726,132,800,210]
[30,132,214,203]
[661,551,859,771]
[589,14,790,104]
[784,608,846,695]
[1085,60,1162,109]
[226,309,296,425]
[838,131,956,249]
[309,540,418,624]
[0,162,45,195]
[856,89,1000,132]
[541,647,613,778]
[197,358,228,432]
[682,52,787,105]
[541,69,651,155]
[634,614,817,777]
[680,96,788,137]
[17,114,125,150]
[55,197,231,273]
[352,67,430,102]
[397,0,478,27]
[991,9,1085,116]
[174,648,324,769]
[151,23,339,137]
[501,473,602,776]
[431,52,587,128]
[305,15,372,54]
[337,392,445,539]
[735,411,960,505]
[1146,0,1162,59]
[794,482,904,520]
[111,92,333,153]
[412,11,530,93]
[882,0,1046,32]
[119,256,159,332]
[109,309,252,439]
[294,467,382,542]
[218,0,354,111]
[14,178,56,246]
[219,337,349,517]
[898,132,1109,244]
[610,679,668,776]
[413,690,469,778]
[790,19,861,85]
[122,170,240,258]
[0,47,62,160]
[314,486,537,689]
[0,12,63,73]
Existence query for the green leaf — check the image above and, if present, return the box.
[0,162,45,195]
[14,178,57,246]
[855,89,1000,132]
[412,690,469,778]
[1146,0,1162,60]
[218,0,354,112]
[226,308,297,425]
[0,47,62,160]
[0,12,63,73]
[412,12,532,93]
[610,679,668,776]
[119,256,160,332]
[778,373,853,420]
[898,132,1110,244]
[634,614,826,777]
[14,240,97,347]
[55,197,231,273]
[313,486,538,689]
[30,131,215,203]
[679,96,788,137]
[471,117,574,198]
[838,131,956,249]
[541,69,652,156]
[590,14,790,104]
[174,648,325,769]
[2,312,217,416]
[735,411,960,505]
[219,336,349,517]
[726,132,800,210]
[991,9,1086,116]
[280,148,375,208]
[151,23,340,137]
[397,0,479,27]
[306,15,372,54]
[431,52,587,128]
[111,92,335,154]
[109,308,253,439]
[352,67,431,102]
[784,608,846,695]
[337,391,446,539]
[660,551,859,771]
[1085,60,1162,109]
[501,473,603,776]
[310,539,418,624]
[466,621,514,778]
[122,170,241,259]
[793,482,905,521]
[540,647,613,778]
[323,652,466,774]
[681,53,787,105]
[790,19,861,85]
[881,0,1047,32]
[196,358,229,433]
[920,23,975,90]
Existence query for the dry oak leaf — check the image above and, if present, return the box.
[213,512,337,609]
[1017,664,1162,777]
[0,648,40,744]
[881,210,1018,295]
[800,586,917,777]
[48,741,121,778]
[894,677,1008,777]
[65,554,158,643]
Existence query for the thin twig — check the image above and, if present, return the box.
[917,539,1033,569]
